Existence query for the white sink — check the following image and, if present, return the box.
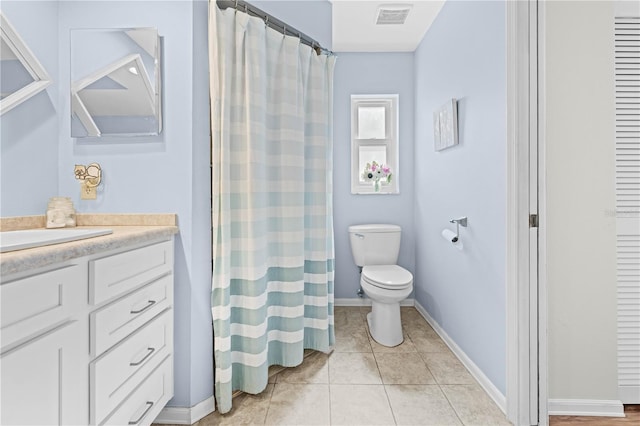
[0,228,113,253]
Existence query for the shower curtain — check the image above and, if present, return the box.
[209,4,336,413]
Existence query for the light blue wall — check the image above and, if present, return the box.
[54,0,212,408]
[189,0,214,408]
[58,0,213,406]
[333,53,415,299]
[0,1,59,217]
[54,0,207,408]
[413,0,506,394]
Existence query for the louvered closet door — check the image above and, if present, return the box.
[615,16,640,404]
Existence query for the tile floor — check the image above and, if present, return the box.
[191,307,511,425]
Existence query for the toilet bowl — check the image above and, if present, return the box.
[361,265,413,347]
[348,224,414,347]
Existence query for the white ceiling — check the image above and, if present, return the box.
[331,0,446,52]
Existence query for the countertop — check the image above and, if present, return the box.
[0,214,179,277]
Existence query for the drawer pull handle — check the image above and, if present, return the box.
[130,347,155,366]
[130,300,156,314]
[128,401,154,425]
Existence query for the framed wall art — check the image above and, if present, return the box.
[434,98,458,151]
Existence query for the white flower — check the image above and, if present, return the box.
[362,171,374,182]
[362,161,392,189]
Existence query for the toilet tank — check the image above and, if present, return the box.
[348,224,401,267]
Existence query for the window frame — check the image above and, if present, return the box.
[350,94,399,194]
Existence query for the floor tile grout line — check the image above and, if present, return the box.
[327,379,333,425]
[263,381,275,425]
[369,332,386,386]
[381,384,399,425]
[439,384,467,426]
[411,342,440,386]
[417,350,443,386]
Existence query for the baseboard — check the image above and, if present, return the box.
[153,395,215,425]
[548,399,625,417]
[413,300,507,414]
[334,297,415,307]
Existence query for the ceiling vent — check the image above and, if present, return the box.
[375,4,412,25]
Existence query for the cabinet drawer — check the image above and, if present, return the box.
[90,241,173,305]
[1,265,84,350]
[100,354,173,426]
[91,309,172,425]
[91,274,172,356]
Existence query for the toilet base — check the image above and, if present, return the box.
[367,302,403,347]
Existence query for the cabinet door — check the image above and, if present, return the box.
[0,321,87,425]
[1,264,85,349]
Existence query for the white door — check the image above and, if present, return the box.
[506,0,541,424]
[614,14,640,405]
[0,321,87,425]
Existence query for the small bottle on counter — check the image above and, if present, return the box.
[46,197,76,228]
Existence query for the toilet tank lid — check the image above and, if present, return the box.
[349,224,401,233]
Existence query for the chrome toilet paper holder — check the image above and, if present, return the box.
[449,217,468,242]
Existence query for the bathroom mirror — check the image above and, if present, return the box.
[0,12,52,115]
[70,28,162,137]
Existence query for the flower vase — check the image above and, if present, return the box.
[374,180,380,192]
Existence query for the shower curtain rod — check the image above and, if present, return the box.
[215,0,334,56]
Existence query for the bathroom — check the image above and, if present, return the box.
[0,0,631,425]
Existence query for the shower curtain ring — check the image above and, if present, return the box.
[234,0,238,8]
[265,16,269,27]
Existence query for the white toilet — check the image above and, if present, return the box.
[348,224,414,347]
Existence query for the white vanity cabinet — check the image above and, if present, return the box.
[0,236,175,426]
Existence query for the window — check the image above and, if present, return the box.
[351,94,399,194]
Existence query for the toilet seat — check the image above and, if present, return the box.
[362,265,413,290]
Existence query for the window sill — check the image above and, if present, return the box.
[351,188,399,195]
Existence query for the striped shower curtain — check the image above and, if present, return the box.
[209,4,336,414]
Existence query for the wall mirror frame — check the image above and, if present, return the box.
[70,27,162,138]
[0,12,52,115]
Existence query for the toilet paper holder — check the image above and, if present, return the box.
[449,217,468,241]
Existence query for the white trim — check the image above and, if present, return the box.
[505,0,520,419]
[506,0,542,425]
[414,300,507,414]
[537,0,549,423]
[71,92,100,137]
[334,297,414,307]
[548,399,625,417]
[0,12,52,115]
[153,395,215,425]
[527,2,541,424]
[350,94,400,194]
